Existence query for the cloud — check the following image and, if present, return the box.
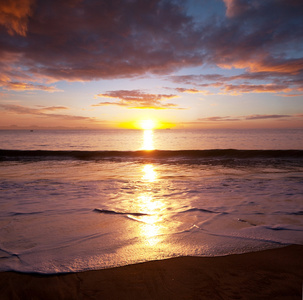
[170,71,302,96]
[207,0,303,74]
[244,114,291,120]
[1,0,203,83]
[0,0,302,88]
[221,84,292,95]
[223,0,253,18]
[198,114,297,123]
[38,106,69,111]
[0,0,35,36]
[198,116,241,122]
[93,90,182,109]
[170,72,302,85]
[0,104,95,121]
[171,74,225,85]
[220,58,303,75]
[175,88,213,95]
[0,81,63,92]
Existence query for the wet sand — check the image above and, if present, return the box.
[0,245,302,300]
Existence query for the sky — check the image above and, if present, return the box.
[0,0,303,130]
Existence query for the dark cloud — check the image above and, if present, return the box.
[0,0,302,87]
[223,0,253,18]
[244,114,291,120]
[207,0,303,73]
[0,0,202,83]
[93,89,182,109]
[0,0,35,36]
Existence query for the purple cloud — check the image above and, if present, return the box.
[93,89,182,109]
[244,114,291,120]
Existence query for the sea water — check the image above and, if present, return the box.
[0,129,302,274]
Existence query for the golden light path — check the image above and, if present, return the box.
[142,164,157,181]
[137,163,165,246]
[142,129,154,150]
[127,129,166,247]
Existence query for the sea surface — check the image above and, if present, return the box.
[0,129,303,274]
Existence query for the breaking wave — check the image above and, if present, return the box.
[1,149,302,166]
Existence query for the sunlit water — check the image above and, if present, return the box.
[0,129,302,273]
[1,128,303,150]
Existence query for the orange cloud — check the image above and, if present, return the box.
[0,0,35,36]
[220,58,303,75]
[0,81,62,92]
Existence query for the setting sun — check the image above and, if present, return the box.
[119,119,175,130]
[140,119,156,130]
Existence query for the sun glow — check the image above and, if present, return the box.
[140,119,156,130]
[119,118,175,130]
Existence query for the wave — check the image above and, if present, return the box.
[93,208,149,217]
[180,208,227,214]
[1,149,303,165]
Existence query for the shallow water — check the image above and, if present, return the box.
[0,129,302,273]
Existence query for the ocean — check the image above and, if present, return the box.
[0,129,303,274]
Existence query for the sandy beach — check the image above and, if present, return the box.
[0,245,302,300]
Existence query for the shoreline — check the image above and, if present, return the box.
[0,245,302,299]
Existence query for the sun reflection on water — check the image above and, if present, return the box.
[129,163,166,246]
[142,129,154,150]
[142,164,157,182]
[135,193,165,246]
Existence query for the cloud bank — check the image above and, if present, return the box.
[0,0,301,89]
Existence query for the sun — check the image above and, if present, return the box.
[119,118,173,130]
[140,119,156,130]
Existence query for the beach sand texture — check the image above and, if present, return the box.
[0,245,302,300]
